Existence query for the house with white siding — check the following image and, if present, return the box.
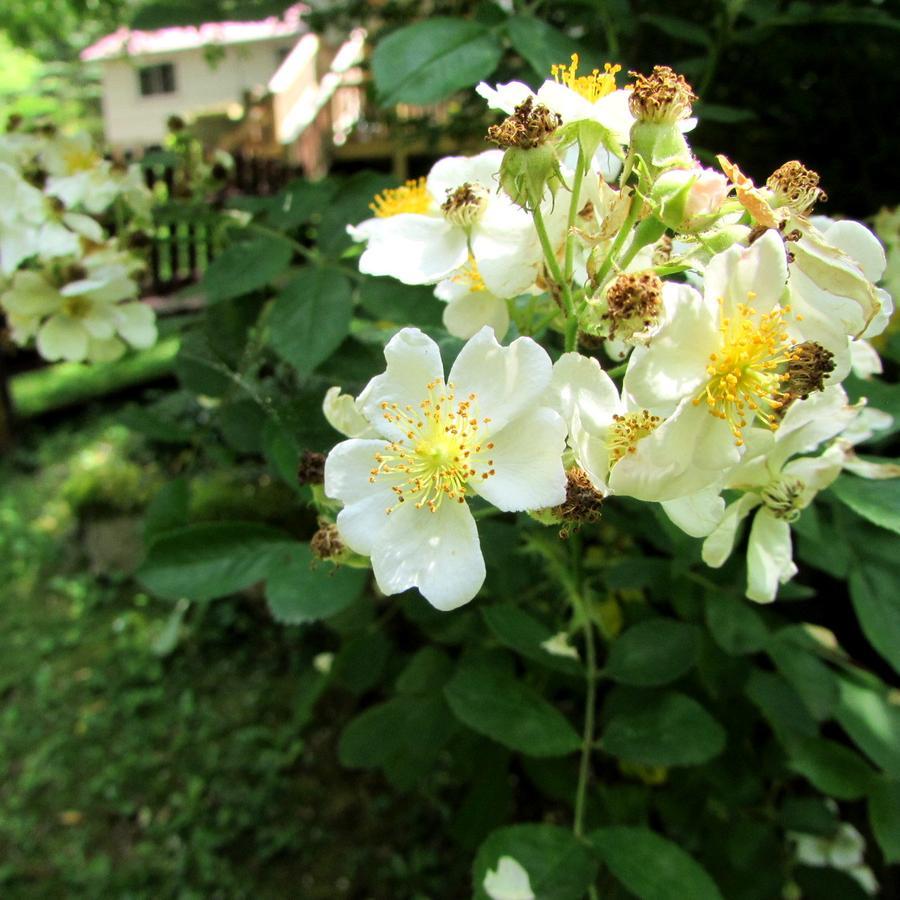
[81,5,315,149]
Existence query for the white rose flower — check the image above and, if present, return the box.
[483,855,535,900]
[0,264,156,363]
[42,132,121,214]
[323,327,567,610]
[788,218,887,340]
[622,231,800,497]
[477,55,634,182]
[434,256,510,340]
[687,387,870,602]
[348,151,545,297]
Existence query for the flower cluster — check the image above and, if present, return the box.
[0,123,156,363]
[321,59,895,610]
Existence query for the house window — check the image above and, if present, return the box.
[138,63,176,97]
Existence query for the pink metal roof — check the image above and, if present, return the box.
[81,4,307,61]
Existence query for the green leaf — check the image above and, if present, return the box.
[338,694,457,790]
[203,236,293,303]
[600,691,726,766]
[768,636,838,721]
[444,657,581,757]
[266,178,337,229]
[372,18,502,106]
[264,544,367,625]
[504,16,580,80]
[693,103,757,123]
[835,674,900,777]
[316,171,396,255]
[173,330,232,396]
[704,593,769,655]
[869,778,900,864]
[780,797,839,838]
[333,630,391,695]
[590,826,724,900]
[396,647,454,695]
[473,824,599,900]
[138,522,296,601]
[850,564,900,676]
[262,418,301,490]
[357,277,443,328]
[482,603,580,675]
[830,475,900,534]
[267,267,353,376]
[745,669,817,739]
[604,619,700,686]
[143,477,189,541]
[640,13,712,47]
[786,736,878,800]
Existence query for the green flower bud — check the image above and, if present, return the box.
[650,167,728,233]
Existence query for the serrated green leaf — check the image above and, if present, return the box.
[704,593,769,655]
[869,779,900,864]
[694,103,757,123]
[590,826,724,900]
[600,691,726,766]
[372,18,502,106]
[640,13,712,47]
[830,475,900,534]
[745,669,818,739]
[482,603,580,675]
[504,16,583,81]
[143,477,189,541]
[333,629,391,694]
[604,619,700,686]
[444,658,581,757]
[396,647,454,695]
[139,522,296,601]
[473,824,599,900]
[338,694,456,790]
[357,277,443,328]
[264,543,367,625]
[768,636,838,721]
[786,736,878,800]
[203,236,293,303]
[850,564,900,676]
[835,675,900,777]
[267,267,353,376]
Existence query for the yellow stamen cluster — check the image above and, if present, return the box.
[369,177,432,218]
[63,146,100,174]
[551,55,622,103]
[694,296,794,445]
[62,295,92,319]
[369,380,496,513]
[608,410,662,464]
[761,478,805,522]
[451,255,487,293]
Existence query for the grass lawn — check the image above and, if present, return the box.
[0,411,468,898]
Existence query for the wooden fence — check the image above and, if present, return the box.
[0,152,305,443]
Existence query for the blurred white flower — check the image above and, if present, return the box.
[483,856,535,900]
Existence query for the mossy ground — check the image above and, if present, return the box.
[0,411,468,898]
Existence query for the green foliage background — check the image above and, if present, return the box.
[2,1,899,897]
